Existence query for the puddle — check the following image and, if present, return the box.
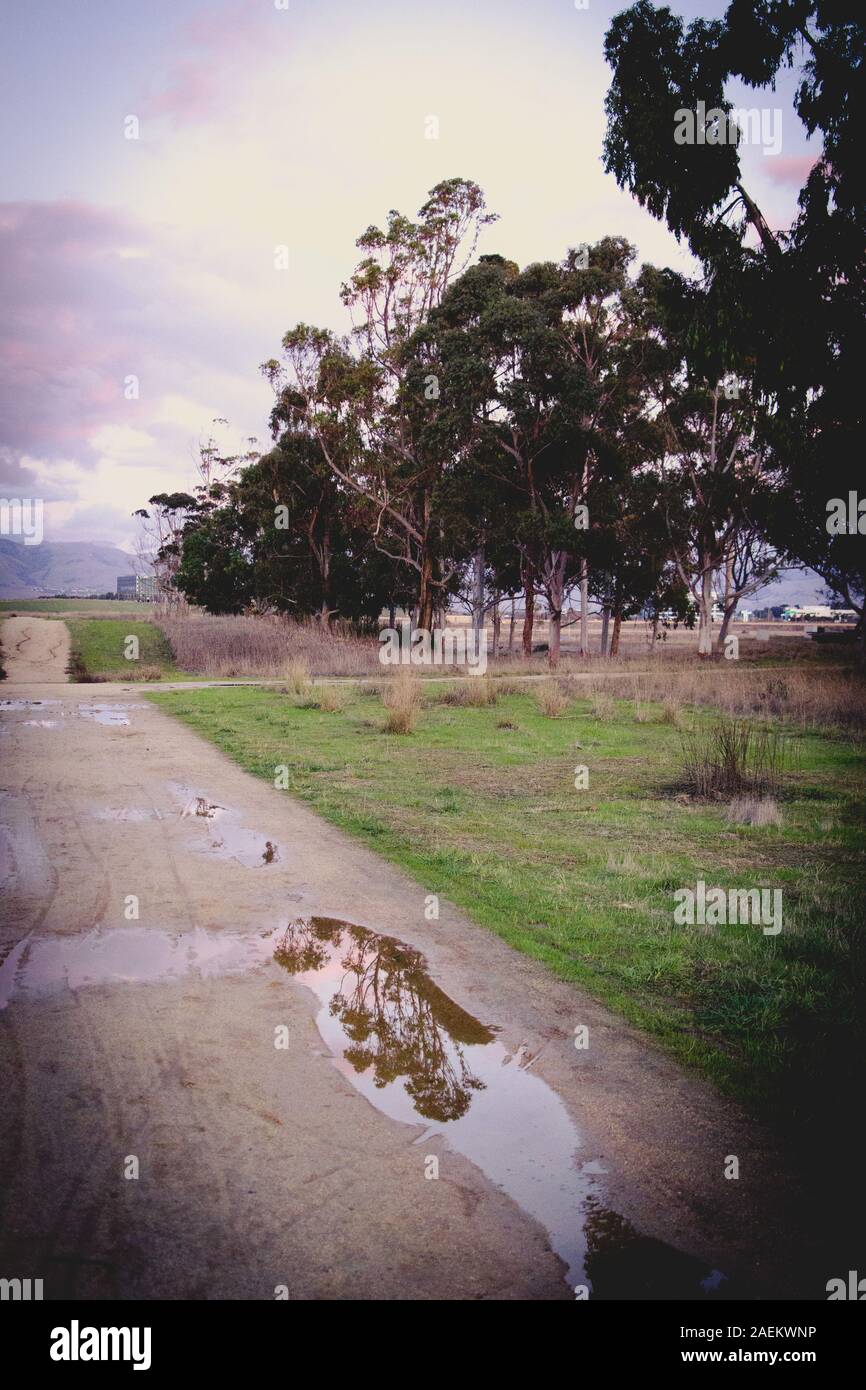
[1,699,61,711]
[0,912,729,1297]
[269,917,587,1287]
[78,703,143,727]
[273,917,729,1296]
[169,783,279,867]
[0,927,274,1010]
[93,807,157,823]
[23,719,61,728]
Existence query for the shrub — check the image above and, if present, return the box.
[382,672,421,734]
[590,692,616,721]
[439,678,498,707]
[726,796,783,827]
[284,659,311,696]
[535,680,570,718]
[680,717,794,798]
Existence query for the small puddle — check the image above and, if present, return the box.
[78,703,143,727]
[169,783,280,867]
[1,699,61,712]
[23,719,61,729]
[0,928,273,1009]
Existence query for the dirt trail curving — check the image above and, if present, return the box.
[0,682,837,1300]
[1,616,70,683]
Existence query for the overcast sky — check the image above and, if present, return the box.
[1,0,817,554]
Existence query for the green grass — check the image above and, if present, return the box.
[148,681,866,1132]
[67,618,178,680]
[0,598,153,614]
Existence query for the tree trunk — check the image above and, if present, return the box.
[547,561,565,669]
[548,609,562,667]
[508,597,516,655]
[418,549,435,631]
[472,547,485,633]
[578,560,589,656]
[522,560,535,657]
[492,594,501,655]
[600,603,611,657]
[697,566,714,657]
[609,606,623,657]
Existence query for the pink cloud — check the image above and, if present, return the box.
[0,199,267,482]
[142,0,274,127]
[764,155,817,187]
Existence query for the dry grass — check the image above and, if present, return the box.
[658,696,686,728]
[438,677,498,708]
[308,685,348,713]
[617,666,865,732]
[381,671,422,734]
[534,680,570,718]
[590,692,616,721]
[680,717,794,799]
[284,658,311,696]
[726,796,783,827]
[160,613,378,678]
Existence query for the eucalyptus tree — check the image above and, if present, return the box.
[263,179,497,630]
[603,1,866,635]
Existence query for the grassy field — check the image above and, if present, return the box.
[149,675,865,1137]
[0,598,153,615]
[67,617,178,680]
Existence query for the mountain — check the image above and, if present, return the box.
[0,538,142,598]
[748,568,828,612]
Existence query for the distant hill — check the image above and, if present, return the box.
[0,538,143,598]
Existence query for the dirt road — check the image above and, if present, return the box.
[0,683,826,1299]
[1,616,70,683]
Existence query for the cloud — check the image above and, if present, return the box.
[763,155,817,187]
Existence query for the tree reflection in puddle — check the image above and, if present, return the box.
[274,917,494,1123]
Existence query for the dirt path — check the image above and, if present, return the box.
[0,683,826,1299]
[1,616,70,683]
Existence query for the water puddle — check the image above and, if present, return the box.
[1,699,61,712]
[0,927,274,1010]
[169,783,279,867]
[78,703,143,726]
[23,719,61,729]
[0,912,727,1297]
[272,917,728,1296]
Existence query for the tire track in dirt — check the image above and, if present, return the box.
[1,616,70,682]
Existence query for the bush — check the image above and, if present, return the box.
[284,658,311,696]
[438,678,498,707]
[535,680,570,718]
[590,692,616,721]
[382,672,421,734]
[680,717,794,798]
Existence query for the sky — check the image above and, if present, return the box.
[0,0,819,555]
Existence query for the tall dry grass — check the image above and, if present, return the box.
[381,671,422,734]
[583,665,865,732]
[160,613,379,678]
[680,717,795,798]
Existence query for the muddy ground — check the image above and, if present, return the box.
[0,667,839,1301]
